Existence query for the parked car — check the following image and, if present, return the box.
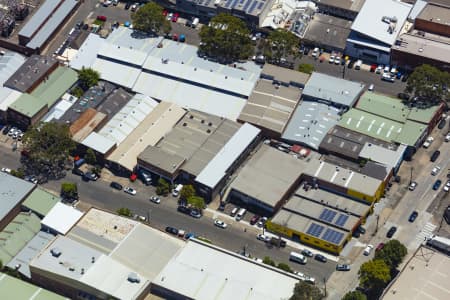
[445,132,450,142]
[150,196,161,204]
[190,209,202,218]
[397,92,410,100]
[386,226,397,238]
[214,219,227,229]
[103,0,112,6]
[269,237,286,248]
[358,226,366,234]
[130,3,138,11]
[381,73,395,82]
[124,2,131,9]
[363,244,374,256]
[368,83,374,91]
[314,254,327,263]
[311,47,319,58]
[408,211,418,222]
[72,168,84,176]
[444,180,450,192]
[438,119,446,129]
[433,179,442,190]
[402,73,409,82]
[177,205,191,215]
[124,187,136,195]
[256,234,270,242]
[165,226,178,235]
[257,217,268,228]
[110,181,123,190]
[384,65,390,73]
[423,136,434,148]
[96,15,107,22]
[2,125,10,135]
[370,64,377,72]
[218,202,226,211]
[334,55,341,65]
[171,12,179,22]
[347,59,356,69]
[24,175,38,184]
[375,243,385,252]
[83,171,98,181]
[328,54,335,64]
[301,249,314,257]
[250,215,260,225]
[431,166,441,175]
[336,264,351,271]
[430,150,441,162]
[408,181,418,191]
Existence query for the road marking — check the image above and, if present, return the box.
[413,222,436,245]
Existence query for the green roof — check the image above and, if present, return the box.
[0,273,68,300]
[9,67,78,118]
[31,66,78,108]
[22,188,60,217]
[357,92,440,124]
[339,109,426,146]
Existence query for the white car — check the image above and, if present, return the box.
[329,54,335,64]
[408,181,418,191]
[375,65,383,74]
[293,271,315,284]
[363,244,374,256]
[423,136,434,148]
[445,133,450,142]
[103,0,112,6]
[431,166,441,176]
[311,47,319,58]
[124,187,137,195]
[256,234,270,242]
[368,84,374,91]
[1,167,11,173]
[214,219,227,229]
[444,181,450,192]
[381,73,395,82]
[384,65,390,73]
[150,196,161,204]
[167,12,173,20]
[334,56,341,65]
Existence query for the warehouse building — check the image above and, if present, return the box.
[0,273,68,300]
[238,64,309,139]
[312,0,365,20]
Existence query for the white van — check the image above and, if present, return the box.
[235,208,247,221]
[192,17,199,28]
[354,60,362,70]
[290,252,307,264]
[172,184,183,197]
[230,207,239,217]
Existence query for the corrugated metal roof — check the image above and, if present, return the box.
[82,132,116,154]
[0,87,22,112]
[0,173,35,221]
[0,52,26,85]
[18,0,62,38]
[195,123,260,188]
[22,188,60,217]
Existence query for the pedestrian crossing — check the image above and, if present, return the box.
[413,222,436,245]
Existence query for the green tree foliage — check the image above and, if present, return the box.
[61,182,78,200]
[22,122,75,180]
[263,256,276,267]
[71,86,84,98]
[298,63,314,74]
[358,260,391,295]
[187,196,205,210]
[85,148,97,165]
[199,14,252,63]
[267,29,299,61]
[131,2,170,34]
[290,280,324,300]
[342,290,367,300]
[156,178,170,196]
[374,239,407,270]
[277,262,292,273]
[405,64,450,106]
[78,67,100,90]
[117,207,132,217]
[10,169,25,179]
[180,185,196,201]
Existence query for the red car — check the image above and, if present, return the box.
[172,33,178,41]
[162,10,168,16]
[96,15,107,22]
[375,243,385,252]
[171,13,179,22]
[370,64,377,72]
[250,215,260,225]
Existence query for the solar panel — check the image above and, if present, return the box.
[335,214,349,227]
[306,223,325,237]
[225,0,233,8]
[248,1,258,13]
[231,0,240,8]
[243,0,252,11]
[322,228,345,245]
[257,2,264,9]
[319,208,337,223]
[205,0,212,5]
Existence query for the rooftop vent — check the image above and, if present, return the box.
[51,248,62,257]
[128,272,141,283]
[91,256,95,263]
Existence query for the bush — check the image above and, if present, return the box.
[298,63,314,74]
[61,182,78,200]
[156,178,170,196]
[71,87,84,98]
[117,207,132,217]
[187,196,205,210]
[277,262,292,273]
[263,256,276,266]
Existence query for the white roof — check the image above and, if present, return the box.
[80,255,149,300]
[359,143,407,169]
[195,123,260,188]
[92,58,141,89]
[41,202,83,235]
[0,87,22,112]
[154,241,298,300]
[351,0,412,46]
[133,72,246,120]
[69,34,106,71]
[98,43,148,67]
[82,132,116,155]
[42,93,77,122]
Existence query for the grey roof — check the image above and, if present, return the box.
[7,231,55,278]
[0,173,35,221]
[416,2,450,25]
[303,14,352,51]
[3,55,58,93]
[26,0,79,50]
[408,0,427,20]
[350,0,412,46]
[359,143,407,169]
[394,32,450,64]
[195,123,260,189]
[261,64,310,87]
[324,154,391,181]
[0,52,26,86]
[18,0,61,39]
[314,0,365,12]
[302,72,365,107]
[282,101,341,150]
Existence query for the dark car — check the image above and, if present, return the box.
[177,205,191,215]
[375,242,385,252]
[124,2,131,9]
[402,73,409,82]
[347,59,355,69]
[190,209,202,218]
[358,226,366,234]
[336,264,351,271]
[409,211,418,222]
[433,179,442,190]
[249,215,260,225]
[438,119,446,129]
[269,237,286,248]
[218,202,226,211]
[386,226,397,238]
[83,171,98,181]
[431,150,441,162]
[110,181,123,190]
[315,254,327,263]
[165,226,178,235]
[2,125,10,135]
[397,92,410,100]
[352,230,361,238]
[72,168,84,176]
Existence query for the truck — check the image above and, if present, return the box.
[172,184,183,197]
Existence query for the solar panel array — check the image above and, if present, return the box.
[319,208,337,223]
[335,214,349,227]
[306,223,325,237]
[322,228,345,245]
[248,1,258,13]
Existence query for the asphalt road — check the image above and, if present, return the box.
[0,139,335,283]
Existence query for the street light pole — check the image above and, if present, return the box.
[372,215,380,236]
[409,166,414,186]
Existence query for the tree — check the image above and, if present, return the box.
[374,239,407,270]
[263,256,275,267]
[131,2,170,34]
[78,67,100,90]
[342,291,367,300]
[117,207,132,217]
[22,122,75,181]
[156,178,170,196]
[290,281,324,300]
[10,169,24,179]
[85,148,97,165]
[298,63,314,74]
[187,196,205,210]
[358,260,391,296]
[60,182,78,201]
[199,14,253,63]
[180,185,195,201]
[267,29,299,61]
[405,64,450,106]
[277,262,292,273]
